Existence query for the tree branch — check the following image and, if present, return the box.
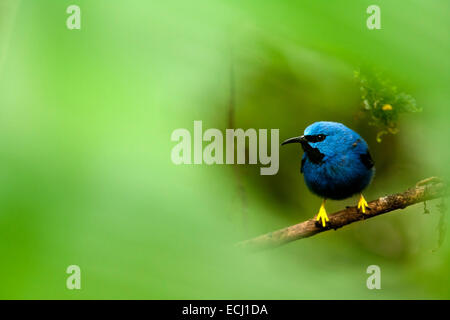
[236,178,448,251]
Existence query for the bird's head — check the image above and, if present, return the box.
[282,121,363,163]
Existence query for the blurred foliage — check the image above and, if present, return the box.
[0,0,449,300]
[355,70,421,142]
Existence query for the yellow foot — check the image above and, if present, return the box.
[357,194,370,214]
[316,200,329,227]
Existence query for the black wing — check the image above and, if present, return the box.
[360,151,374,170]
[301,157,306,173]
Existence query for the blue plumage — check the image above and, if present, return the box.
[282,121,375,227]
[301,121,374,200]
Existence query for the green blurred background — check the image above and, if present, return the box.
[0,0,449,299]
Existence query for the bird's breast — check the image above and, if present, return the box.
[302,153,374,200]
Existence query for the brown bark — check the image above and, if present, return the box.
[236,178,448,251]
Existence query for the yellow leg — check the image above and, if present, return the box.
[357,194,369,214]
[316,199,329,227]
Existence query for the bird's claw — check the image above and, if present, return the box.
[316,202,329,227]
[357,194,370,214]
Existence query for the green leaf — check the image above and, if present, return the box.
[355,70,420,141]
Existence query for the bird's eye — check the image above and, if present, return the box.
[316,134,326,142]
[306,134,326,143]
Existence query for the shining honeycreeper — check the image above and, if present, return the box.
[282,121,375,227]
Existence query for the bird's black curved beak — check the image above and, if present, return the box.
[281,135,306,146]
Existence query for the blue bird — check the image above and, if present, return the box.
[282,121,375,227]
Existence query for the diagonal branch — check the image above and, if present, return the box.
[236,178,448,251]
